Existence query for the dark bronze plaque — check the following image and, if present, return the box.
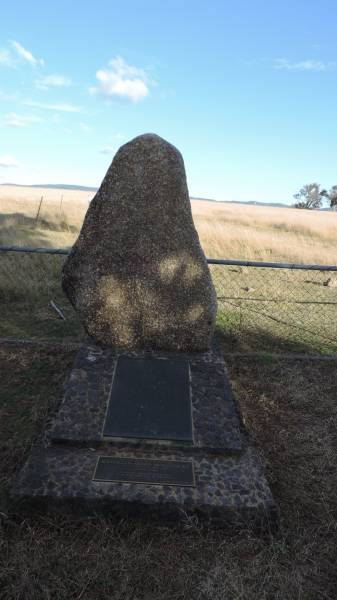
[92,456,195,486]
[103,357,192,442]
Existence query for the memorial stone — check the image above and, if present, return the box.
[11,134,277,530]
[62,133,217,351]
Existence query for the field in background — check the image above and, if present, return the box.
[0,185,90,249]
[1,185,337,354]
[194,200,337,264]
[1,184,337,264]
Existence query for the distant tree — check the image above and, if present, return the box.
[293,183,328,209]
[327,185,337,210]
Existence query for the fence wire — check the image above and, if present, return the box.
[210,264,337,354]
[1,246,337,355]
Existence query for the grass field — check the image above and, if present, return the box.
[1,342,336,599]
[1,185,337,354]
[1,184,337,264]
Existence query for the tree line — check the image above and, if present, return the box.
[293,183,337,210]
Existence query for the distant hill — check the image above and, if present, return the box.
[1,183,292,207]
[1,183,97,192]
[191,197,289,208]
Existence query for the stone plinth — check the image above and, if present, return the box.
[11,344,278,530]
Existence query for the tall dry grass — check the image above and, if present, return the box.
[1,185,337,264]
[0,185,90,249]
[193,200,337,264]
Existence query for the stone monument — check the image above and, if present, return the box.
[11,134,277,529]
[62,133,217,351]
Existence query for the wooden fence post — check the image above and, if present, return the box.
[35,196,43,227]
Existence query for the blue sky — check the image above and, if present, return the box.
[0,0,337,204]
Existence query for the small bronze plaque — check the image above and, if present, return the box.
[92,456,195,487]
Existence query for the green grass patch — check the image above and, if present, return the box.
[1,254,337,354]
[0,253,84,341]
[212,265,337,355]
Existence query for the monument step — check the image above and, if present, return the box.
[11,445,277,530]
[49,345,245,454]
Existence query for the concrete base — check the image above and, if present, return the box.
[11,344,278,530]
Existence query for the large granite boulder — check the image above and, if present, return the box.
[62,133,217,350]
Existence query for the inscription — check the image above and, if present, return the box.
[92,456,195,487]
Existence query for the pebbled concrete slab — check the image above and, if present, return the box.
[49,344,245,454]
[11,445,277,530]
[10,343,278,530]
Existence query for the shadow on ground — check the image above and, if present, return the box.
[0,212,78,234]
[215,316,337,356]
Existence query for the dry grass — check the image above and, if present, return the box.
[1,185,337,264]
[0,185,90,249]
[0,184,91,225]
[1,343,337,599]
[193,200,337,264]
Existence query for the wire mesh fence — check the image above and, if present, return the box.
[210,263,337,355]
[1,246,337,355]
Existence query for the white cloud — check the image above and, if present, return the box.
[11,40,44,67]
[0,154,20,167]
[35,74,72,90]
[99,145,116,154]
[4,112,43,127]
[272,58,336,72]
[90,56,152,103]
[24,100,82,113]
